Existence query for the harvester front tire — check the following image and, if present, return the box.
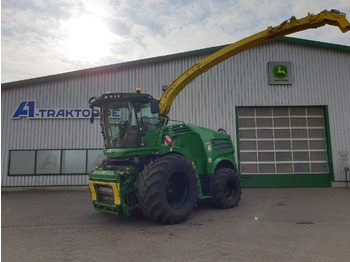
[137,154,198,224]
[211,168,242,209]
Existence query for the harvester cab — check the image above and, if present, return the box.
[89,91,160,150]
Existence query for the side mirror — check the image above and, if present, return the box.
[90,111,95,124]
[150,100,159,114]
[90,109,100,124]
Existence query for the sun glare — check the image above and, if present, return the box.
[63,16,114,62]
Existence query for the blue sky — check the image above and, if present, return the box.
[2,0,350,83]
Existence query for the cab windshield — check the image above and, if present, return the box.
[101,101,160,148]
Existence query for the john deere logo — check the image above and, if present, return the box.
[273,65,288,78]
[268,62,292,85]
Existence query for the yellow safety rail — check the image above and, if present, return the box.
[159,9,350,116]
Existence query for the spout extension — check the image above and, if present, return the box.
[158,9,350,116]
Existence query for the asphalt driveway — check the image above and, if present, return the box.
[2,187,350,262]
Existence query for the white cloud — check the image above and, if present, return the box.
[1,0,350,83]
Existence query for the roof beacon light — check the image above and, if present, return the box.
[136,88,141,93]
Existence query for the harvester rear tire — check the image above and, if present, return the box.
[137,154,198,224]
[211,168,242,209]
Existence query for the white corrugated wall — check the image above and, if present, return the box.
[1,39,349,186]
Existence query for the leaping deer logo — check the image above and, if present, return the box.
[273,65,288,78]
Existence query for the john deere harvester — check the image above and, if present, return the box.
[88,10,350,223]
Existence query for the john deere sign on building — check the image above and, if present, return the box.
[268,61,293,85]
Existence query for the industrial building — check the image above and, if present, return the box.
[1,37,349,187]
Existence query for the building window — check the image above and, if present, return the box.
[238,106,328,174]
[8,149,105,176]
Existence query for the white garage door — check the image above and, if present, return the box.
[238,106,329,175]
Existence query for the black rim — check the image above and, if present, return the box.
[166,172,188,208]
